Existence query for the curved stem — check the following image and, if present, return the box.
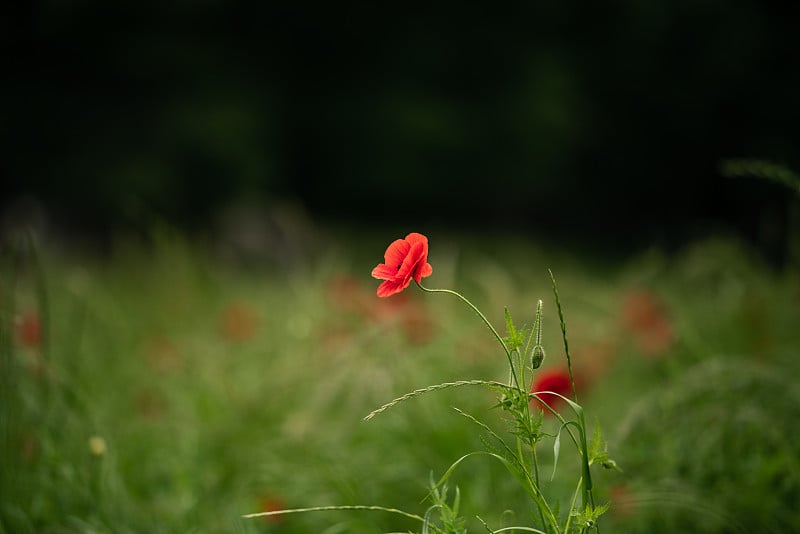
[416,282,520,389]
[243,504,428,524]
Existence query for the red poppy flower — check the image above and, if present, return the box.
[371,232,433,298]
[531,367,574,414]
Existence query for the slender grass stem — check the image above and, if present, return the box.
[243,504,427,524]
[530,443,547,532]
[563,476,583,533]
[364,380,497,420]
[548,270,577,403]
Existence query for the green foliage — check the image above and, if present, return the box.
[587,422,620,473]
[355,259,605,532]
[425,476,467,534]
[1,229,798,533]
[569,503,609,533]
[503,307,524,353]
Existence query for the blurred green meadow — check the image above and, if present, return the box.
[2,227,799,533]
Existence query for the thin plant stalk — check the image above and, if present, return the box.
[548,270,577,403]
[416,282,520,390]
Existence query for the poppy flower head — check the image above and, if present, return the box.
[371,232,433,298]
[531,367,574,414]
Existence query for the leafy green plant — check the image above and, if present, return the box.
[6,228,795,533]
[246,232,619,533]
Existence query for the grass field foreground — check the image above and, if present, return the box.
[2,228,799,533]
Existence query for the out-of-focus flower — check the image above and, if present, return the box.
[531,367,574,414]
[14,311,42,348]
[620,289,674,357]
[325,272,436,345]
[608,484,637,518]
[144,337,184,374]
[219,301,259,342]
[370,293,435,344]
[326,274,374,316]
[574,339,617,380]
[371,232,433,298]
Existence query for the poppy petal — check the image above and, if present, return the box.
[419,262,433,278]
[397,242,424,279]
[371,264,397,280]
[383,239,411,270]
[377,279,408,298]
[404,232,428,247]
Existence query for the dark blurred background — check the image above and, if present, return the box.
[3,1,799,259]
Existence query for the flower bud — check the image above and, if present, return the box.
[531,344,546,369]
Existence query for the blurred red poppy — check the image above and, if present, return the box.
[620,289,673,356]
[608,484,637,518]
[531,368,574,414]
[370,292,435,344]
[219,301,259,342]
[15,311,42,348]
[144,336,184,374]
[326,274,373,316]
[371,232,433,298]
[323,273,436,346]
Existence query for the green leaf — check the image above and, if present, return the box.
[505,307,516,338]
[571,503,610,532]
[551,428,562,481]
[588,420,622,472]
[588,421,604,460]
[504,307,524,351]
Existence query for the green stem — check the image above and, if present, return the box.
[576,412,593,522]
[243,504,428,524]
[531,443,548,531]
[416,283,520,389]
[440,417,559,532]
[563,475,583,534]
[533,390,595,517]
[548,270,578,403]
